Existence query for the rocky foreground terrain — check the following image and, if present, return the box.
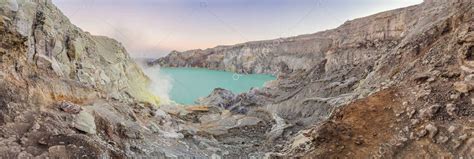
[0,0,472,158]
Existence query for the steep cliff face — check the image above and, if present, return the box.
[155,0,474,158]
[153,3,414,76]
[0,0,196,158]
[1,0,158,105]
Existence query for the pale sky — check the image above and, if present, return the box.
[52,0,423,58]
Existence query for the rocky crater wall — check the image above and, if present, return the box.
[1,0,158,105]
[155,1,474,157]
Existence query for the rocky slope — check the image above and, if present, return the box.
[154,0,474,158]
[0,0,217,158]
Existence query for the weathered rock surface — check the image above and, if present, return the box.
[155,0,474,158]
[73,111,96,134]
[0,0,158,105]
[0,0,209,158]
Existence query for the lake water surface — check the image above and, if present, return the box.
[160,67,275,105]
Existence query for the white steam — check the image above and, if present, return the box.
[136,60,173,105]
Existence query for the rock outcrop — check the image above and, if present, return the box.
[2,0,160,105]
[0,0,207,158]
[155,0,474,158]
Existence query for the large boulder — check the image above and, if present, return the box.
[197,88,236,108]
[73,111,96,134]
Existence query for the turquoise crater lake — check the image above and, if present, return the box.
[160,67,275,105]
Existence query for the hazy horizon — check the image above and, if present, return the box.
[52,0,423,58]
